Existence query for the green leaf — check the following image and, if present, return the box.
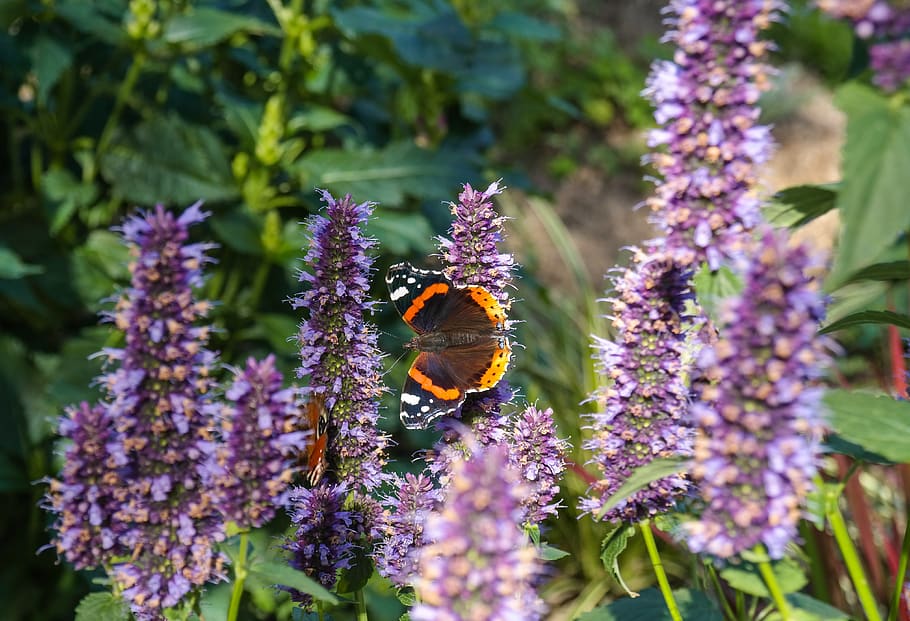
[720,557,807,597]
[766,184,838,228]
[784,593,851,621]
[287,106,356,134]
[596,457,689,519]
[74,592,130,621]
[824,434,895,464]
[0,450,28,493]
[397,590,416,607]
[163,7,280,46]
[0,246,43,279]
[296,141,477,206]
[488,11,560,41]
[845,260,910,283]
[253,313,299,357]
[210,211,263,255]
[819,310,910,333]
[600,524,637,596]
[824,389,910,462]
[72,231,130,307]
[335,545,372,594]
[829,84,910,286]
[577,588,722,621]
[249,559,338,605]
[100,115,238,206]
[41,168,99,234]
[539,544,570,561]
[26,35,73,105]
[692,264,742,322]
[367,211,435,255]
[54,3,127,46]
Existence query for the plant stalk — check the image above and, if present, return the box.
[828,500,884,621]
[226,532,250,621]
[640,520,682,621]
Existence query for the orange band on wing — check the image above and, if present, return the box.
[466,286,507,326]
[402,282,450,324]
[408,365,461,400]
[478,344,511,388]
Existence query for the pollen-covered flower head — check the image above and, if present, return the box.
[685,229,831,559]
[214,355,310,529]
[644,0,783,268]
[580,247,696,522]
[98,203,226,616]
[291,190,389,491]
[411,439,546,621]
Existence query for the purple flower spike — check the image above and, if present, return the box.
[510,405,569,525]
[45,402,125,570]
[374,473,443,586]
[644,0,783,268]
[291,190,389,491]
[685,230,831,559]
[438,180,514,306]
[284,482,361,606]
[215,355,311,529]
[97,204,225,616]
[411,441,546,621]
[580,248,695,522]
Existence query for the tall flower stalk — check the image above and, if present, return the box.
[685,230,831,559]
[580,248,695,522]
[286,190,389,604]
[645,0,782,269]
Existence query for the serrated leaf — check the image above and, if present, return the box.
[0,246,43,279]
[766,184,838,228]
[74,592,130,621]
[600,524,637,596]
[820,310,910,333]
[163,7,280,46]
[249,559,338,604]
[824,389,910,462]
[100,115,238,206]
[296,141,477,206]
[720,557,807,597]
[829,83,910,286]
[692,264,742,321]
[577,588,722,621]
[845,260,910,283]
[397,590,416,606]
[596,457,689,519]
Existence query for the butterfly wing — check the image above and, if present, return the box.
[385,262,453,333]
[400,351,467,429]
[304,395,329,486]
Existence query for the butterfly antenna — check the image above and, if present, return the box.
[383,349,411,377]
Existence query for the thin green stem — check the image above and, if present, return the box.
[755,549,791,621]
[827,500,884,621]
[706,563,737,621]
[227,532,250,621]
[887,515,910,621]
[354,589,368,621]
[640,520,682,621]
[93,52,146,178]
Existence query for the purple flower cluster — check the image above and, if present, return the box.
[685,230,830,559]
[291,190,389,491]
[411,441,545,621]
[45,402,124,570]
[284,483,361,605]
[580,248,695,523]
[96,204,225,615]
[509,405,569,524]
[438,180,514,306]
[213,355,310,529]
[818,1,910,91]
[645,0,781,268]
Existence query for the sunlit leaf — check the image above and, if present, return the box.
[824,389,910,462]
[577,588,722,621]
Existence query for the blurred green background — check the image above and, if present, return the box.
[0,1,862,619]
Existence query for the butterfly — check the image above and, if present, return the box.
[304,394,329,486]
[385,262,511,429]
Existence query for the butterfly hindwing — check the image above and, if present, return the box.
[400,352,465,429]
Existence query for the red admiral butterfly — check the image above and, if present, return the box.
[304,394,328,486]
[386,262,511,429]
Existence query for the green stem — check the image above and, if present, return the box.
[888,515,910,621]
[706,563,737,621]
[248,261,270,310]
[755,549,791,621]
[93,52,146,177]
[227,532,250,621]
[640,520,681,621]
[827,500,884,621]
[354,589,368,621]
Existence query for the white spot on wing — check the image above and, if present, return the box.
[407,277,416,284]
[390,286,410,301]
[401,392,421,405]
[420,405,430,413]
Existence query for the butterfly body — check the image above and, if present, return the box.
[386,262,511,429]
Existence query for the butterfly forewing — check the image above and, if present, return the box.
[385,263,452,332]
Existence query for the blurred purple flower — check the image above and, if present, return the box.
[644,0,783,268]
[509,405,569,524]
[214,355,310,529]
[290,190,389,491]
[580,248,695,522]
[45,402,125,570]
[685,230,831,559]
[411,440,545,621]
[96,204,226,615]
